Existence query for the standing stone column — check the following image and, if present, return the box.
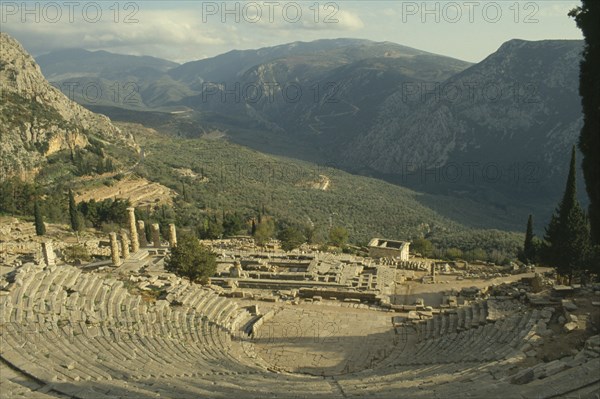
[120,232,130,260]
[109,232,122,266]
[137,220,147,247]
[41,242,56,267]
[168,223,177,247]
[127,207,139,253]
[151,223,161,248]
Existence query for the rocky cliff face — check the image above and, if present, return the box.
[0,33,135,179]
[344,40,584,199]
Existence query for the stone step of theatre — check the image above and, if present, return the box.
[0,263,599,399]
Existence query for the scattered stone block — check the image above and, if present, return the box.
[512,369,535,384]
[585,335,600,351]
[562,299,578,311]
[568,314,578,323]
[564,322,578,332]
[63,361,76,370]
[407,311,420,320]
[540,308,554,320]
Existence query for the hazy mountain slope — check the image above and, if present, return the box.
[167,39,586,229]
[129,122,522,254]
[347,40,584,203]
[33,38,585,230]
[36,48,178,80]
[176,39,472,154]
[39,39,471,114]
[168,38,376,85]
[0,33,135,180]
[36,48,190,109]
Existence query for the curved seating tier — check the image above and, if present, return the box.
[1,264,598,398]
[0,265,263,385]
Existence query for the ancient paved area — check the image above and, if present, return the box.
[393,271,539,306]
[252,304,400,375]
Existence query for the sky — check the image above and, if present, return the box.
[1,1,583,64]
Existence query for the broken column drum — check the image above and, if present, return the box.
[137,220,147,247]
[109,232,122,266]
[151,224,161,248]
[168,223,177,247]
[41,241,56,267]
[120,232,130,260]
[127,207,139,253]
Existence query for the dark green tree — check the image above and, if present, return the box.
[570,1,600,245]
[181,182,190,202]
[519,214,536,263]
[144,221,153,243]
[254,219,275,246]
[329,226,349,247]
[63,244,92,264]
[411,237,434,258]
[222,212,244,237]
[445,247,463,261]
[165,234,217,284]
[465,248,488,263]
[68,189,83,232]
[543,147,591,283]
[78,198,130,228]
[278,226,306,251]
[34,199,46,236]
[197,216,223,239]
[304,226,316,244]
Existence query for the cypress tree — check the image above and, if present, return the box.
[543,146,591,283]
[182,182,189,202]
[68,189,83,232]
[521,214,535,264]
[34,199,46,236]
[569,1,600,245]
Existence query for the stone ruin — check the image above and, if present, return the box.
[41,241,56,267]
[1,223,599,398]
[0,258,598,398]
[102,209,178,267]
[127,207,139,253]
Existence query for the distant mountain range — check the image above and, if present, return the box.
[33,37,585,230]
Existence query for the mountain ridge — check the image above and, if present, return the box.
[29,36,585,230]
[0,32,137,180]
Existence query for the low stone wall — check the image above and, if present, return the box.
[251,310,276,336]
[234,279,341,290]
[298,288,381,304]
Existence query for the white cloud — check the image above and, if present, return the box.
[382,8,397,17]
[0,0,583,64]
[537,2,580,18]
[3,4,366,61]
[4,7,233,54]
